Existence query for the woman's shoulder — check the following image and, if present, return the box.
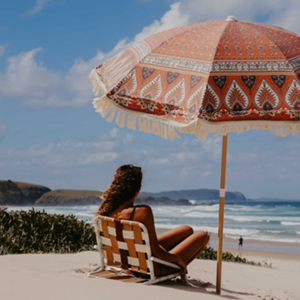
[134,204,153,212]
[135,204,151,208]
[132,205,154,220]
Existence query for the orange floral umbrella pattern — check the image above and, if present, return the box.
[90,18,300,140]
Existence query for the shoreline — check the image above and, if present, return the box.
[212,233,300,248]
[218,247,300,262]
[156,228,300,255]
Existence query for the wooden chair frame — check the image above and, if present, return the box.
[90,215,184,285]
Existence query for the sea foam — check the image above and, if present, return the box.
[281,221,300,226]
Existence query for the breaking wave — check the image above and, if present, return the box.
[6,201,300,244]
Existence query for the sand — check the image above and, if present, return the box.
[1,250,300,300]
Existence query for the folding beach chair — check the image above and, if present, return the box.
[89,215,188,285]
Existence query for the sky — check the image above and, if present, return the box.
[0,0,300,200]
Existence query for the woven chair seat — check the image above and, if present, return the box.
[89,215,184,285]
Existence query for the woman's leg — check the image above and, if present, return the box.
[155,230,209,276]
[169,231,210,265]
[157,225,194,251]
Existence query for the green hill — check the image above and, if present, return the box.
[35,189,103,206]
[135,196,192,206]
[141,188,246,201]
[35,190,194,206]
[0,180,247,206]
[0,180,50,205]
[14,181,51,203]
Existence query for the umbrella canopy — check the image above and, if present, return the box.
[90,16,300,141]
[90,17,300,294]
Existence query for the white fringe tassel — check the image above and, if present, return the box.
[89,69,108,96]
[92,94,300,141]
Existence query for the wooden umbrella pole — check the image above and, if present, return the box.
[216,134,228,295]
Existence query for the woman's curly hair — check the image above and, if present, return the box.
[96,164,143,216]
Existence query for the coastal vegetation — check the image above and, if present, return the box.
[0,208,95,255]
[1,209,267,267]
[197,246,270,267]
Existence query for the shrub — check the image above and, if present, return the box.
[198,247,261,266]
[0,208,96,255]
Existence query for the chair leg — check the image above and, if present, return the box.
[183,275,199,288]
[88,265,104,276]
[144,272,182,285]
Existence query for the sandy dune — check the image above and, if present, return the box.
[1,251,299,300]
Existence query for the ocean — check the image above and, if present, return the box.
[6,201,300,253]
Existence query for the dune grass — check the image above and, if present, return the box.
[0,208,96,255]
[197,246,266,266]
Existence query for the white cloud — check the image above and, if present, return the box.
[0,138,119,177]
[0,2,189,107]
[0,46,123,107]
[0,128,300,198]
[0,48,65,106]
[110,128,119,139]
[0,46,5,57]
[123,134,134,145]
[0,133,221,191]
[180,0,300,34]
[24,0,53,17]
[133,2,189,43]
[3,0,300,108]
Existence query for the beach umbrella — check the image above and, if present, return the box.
[89,16,300,294]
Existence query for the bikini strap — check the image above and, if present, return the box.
[129,206,136,220]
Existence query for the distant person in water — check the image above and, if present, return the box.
[96,164,210,277]
[239,236,243,249]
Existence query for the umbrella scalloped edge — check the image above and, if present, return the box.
[90,70,300,141]
[92,95,300,141]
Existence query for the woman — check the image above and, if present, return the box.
[96,164,210,277]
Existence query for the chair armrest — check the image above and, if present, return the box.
[150,257,181,269]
